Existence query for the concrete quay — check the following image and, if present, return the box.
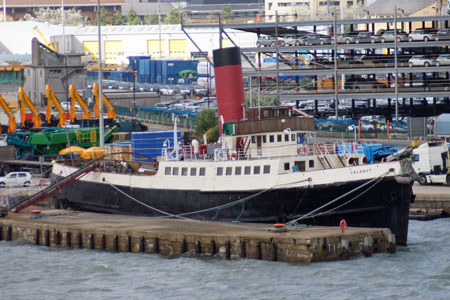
[0,207,396,264]
[412,183,450,216]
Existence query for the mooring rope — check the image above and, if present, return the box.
[285,169,393,226]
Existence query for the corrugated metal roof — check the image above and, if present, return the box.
[365,0,435,16]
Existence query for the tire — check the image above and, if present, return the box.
[408,37,413,42]
[23,181,31,187]
[424,62,430,67]
[295,40,301,46]
[424,36,429,42]
[381,38,385,43]
[418,174,427,185]
[320,40,324,45]
[346,39,350,44]
[256,42,261,47]
[356,40,360,44]
[270,41,276,47]
[371,39,375,44]
[409,62,413,67]
[0,182,5,188]
[435,37,439,42]
[436,62,440,67]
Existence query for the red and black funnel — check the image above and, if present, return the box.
[213,47,245,130]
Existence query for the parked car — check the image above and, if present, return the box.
[407,28,435,42]
[354,32,378,44]
[282,35,301,46]
[432,28,450,41]
[0,172,32,187]
[301,34,331,45]
[159,85,176,96]
[435,54,450,66]
[408,55,435,67]
[256,36,285,47]
[380,30,407,43]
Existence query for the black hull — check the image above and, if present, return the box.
[51,174,413,245]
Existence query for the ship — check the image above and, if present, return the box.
[51,47,414,245]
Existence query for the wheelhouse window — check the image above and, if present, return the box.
[284,162,290,171]
[199,167,206,176]
[165,167,171,175]
[309,160,314,168]
[190,168,197,176]
[263,135,267,143]
[284,134,289,142]
[277,134,282,142]
[269,135,274,143]
[263,165,270,174]
[217,167,223,176]
[251,136,256,143]
[181,167,188,176]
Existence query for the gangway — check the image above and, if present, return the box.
[12,161,99,213]
[0,93,17,133]
[18,87,42,128]
[93,83,116,120]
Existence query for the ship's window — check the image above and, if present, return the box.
[291,133,296,141]
[294,161,306,172]
[309,160,314,168]
[273,109,280,117]
[235,166,242,175]
[226,167,232,175]
[251,136,256,143]
[181,167,188,176]
[165,167,171,175]
[263,165,270,174]
[269,135,274,143]
[172,167,179,175]
[284,134,289,142]
[284,162,290,171]
[199,167,206,176]
[190,168,197,176]
[263,135,267,143]
[217,167,223,175]
[244,166,251,175]
[254,166,261,174]
[277,135,282,142]
[263,110,269,118]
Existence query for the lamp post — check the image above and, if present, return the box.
[158,0,162,59]
[3,0,6,22]
[133,59,137,118]
[97,0,104,148]
[394,5,399,124]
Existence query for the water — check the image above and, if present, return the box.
[1,219,449,300]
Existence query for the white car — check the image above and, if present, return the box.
[435,54,450,67]
[0,172,32,187]
[408,55,434,67]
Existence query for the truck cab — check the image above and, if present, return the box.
[412,141,450,185]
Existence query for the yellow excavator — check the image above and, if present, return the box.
[18,87,42,128]
[45,84,66,127]
[69,84,91,123]
[0,93,17,133]
[92,82,116,120]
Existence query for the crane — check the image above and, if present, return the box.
[33,26,56,52]
[18,87,42,128]
[0,93,17,133]
[45,84,67,127]
[92,82,116,120]
[69,84,92,123]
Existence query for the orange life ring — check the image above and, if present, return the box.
[231,151,238,160]
[339,219,347,233]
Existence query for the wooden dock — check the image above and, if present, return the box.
[0,207,396,263]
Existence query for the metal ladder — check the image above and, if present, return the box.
[12,161,99,213]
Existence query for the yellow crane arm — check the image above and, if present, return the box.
[33,26,56,52]
[93,82,116,120]
[18,87,41,128]
[279,101,313,118]
[69,84,91,122]
[45,84,66,127]
[0,94,17,133]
